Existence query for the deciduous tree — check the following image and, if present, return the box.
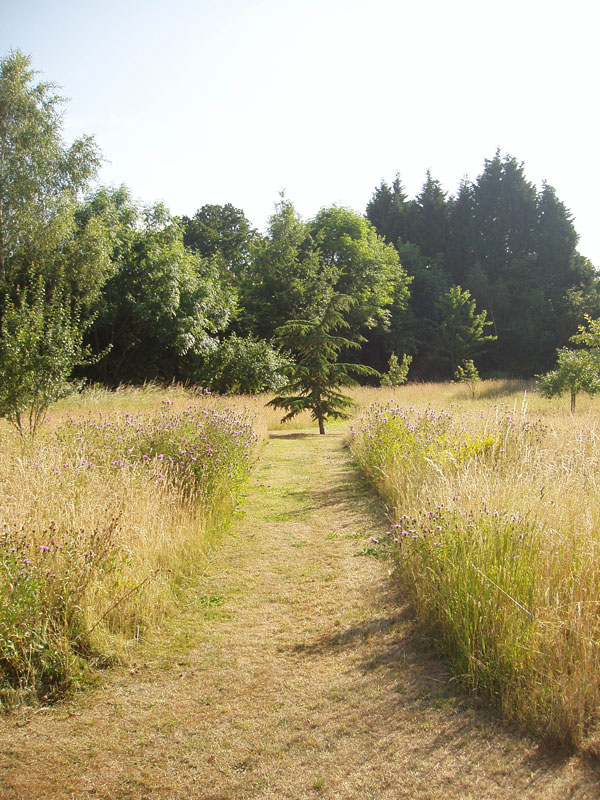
[0,50,101,296]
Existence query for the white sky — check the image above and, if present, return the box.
[2,0,599,264]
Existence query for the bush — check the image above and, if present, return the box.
[200,334,290,394]
[0,281,97,436]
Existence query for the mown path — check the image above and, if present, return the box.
[1,430,600,799]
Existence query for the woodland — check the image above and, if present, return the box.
[1,49,599,398]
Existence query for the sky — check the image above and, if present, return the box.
[2,0,599,264]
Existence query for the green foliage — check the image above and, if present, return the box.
[0,519,119,703]
[538,316,600,411]
[309,206,410,333]
[0,50,101,297]
[380,352,411,387]
[569,313,600,349]
[453,359,481,397]
[238,196,321,338]
[431,285,496,375]
[0,280,97,435]
[368,151,598,378]
[84,192,235,384]
[199,334,291,394]
[268,293,378,434]
[407,170,449,260]
[181,203,258,281]
[240,199,411,351]
[365,174,409,245]
[538,349,600,412]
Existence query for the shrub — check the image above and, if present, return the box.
[200,334,290,394]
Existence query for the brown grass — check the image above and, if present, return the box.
[1,420,599,798]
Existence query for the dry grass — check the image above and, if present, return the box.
[351,379,600,749]
[0,428,598,799]
[0,385,266,702]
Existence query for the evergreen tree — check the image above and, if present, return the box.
[268,294,377,434]
[365,174,409,245]
[430,285,496,375]
[468,151,544,373]
[407,170,449,260]
[446,178,475,286]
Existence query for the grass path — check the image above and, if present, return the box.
[1,429,600,799]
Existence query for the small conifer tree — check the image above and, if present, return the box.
[267,293,378,434]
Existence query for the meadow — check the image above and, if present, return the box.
[350,380,600,750]
[0,384,265,707]
[3,378,600,756]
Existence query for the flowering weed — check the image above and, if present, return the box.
[351,393,600,749]
[0,392,261,705]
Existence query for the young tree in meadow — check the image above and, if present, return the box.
[268,293,377,434]
[539,315,600,412]
[0,280,96,435]
[381,353,412,387]
[380,353,411,387]
[430,285,496,376]
[538,348,600,413]
[453,358,481,398]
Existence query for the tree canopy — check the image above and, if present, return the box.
[2,50,599,400]
[0,50,101,297]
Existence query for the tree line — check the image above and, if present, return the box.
[1,49,598,419]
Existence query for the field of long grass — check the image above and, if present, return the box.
[0,385,266,707]
[350,380,600,750]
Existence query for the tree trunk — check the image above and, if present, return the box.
[571,390,576,414]
[318,417,325,435]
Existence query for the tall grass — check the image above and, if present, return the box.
[350,382,600,750]
[0,387,264,706]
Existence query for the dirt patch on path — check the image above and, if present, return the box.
[1,430,599,799]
